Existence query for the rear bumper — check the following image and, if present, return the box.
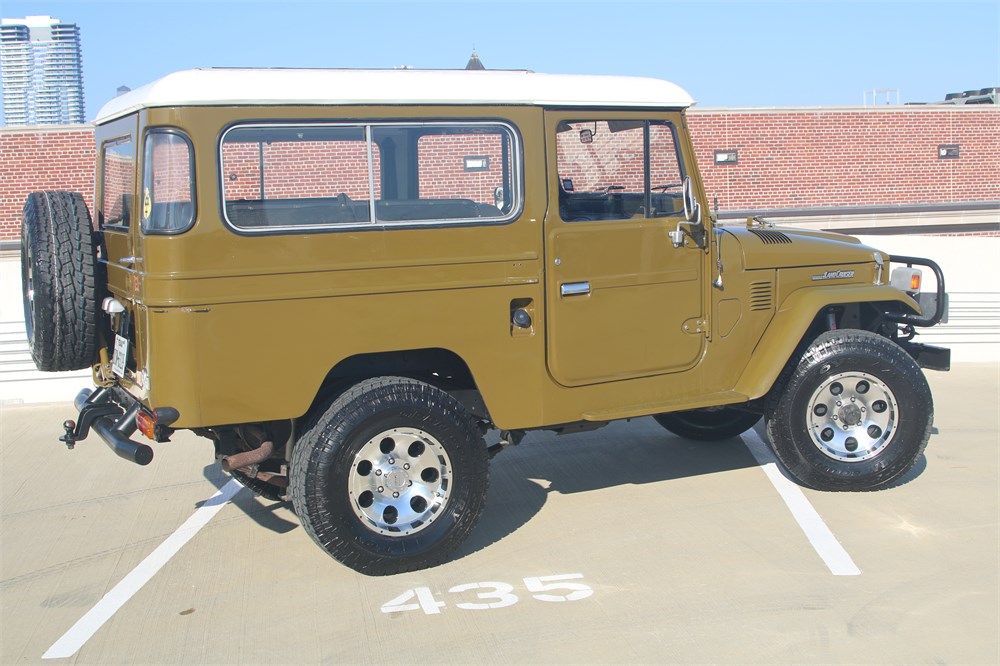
[62,387,157,465]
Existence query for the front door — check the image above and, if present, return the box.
[544,111,705,387]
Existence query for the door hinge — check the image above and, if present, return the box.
[682,318,709,335]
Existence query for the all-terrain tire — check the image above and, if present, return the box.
[290,377,489,576]
[653,407,762,441]
[765,329,932,491]
[20,191,103,371]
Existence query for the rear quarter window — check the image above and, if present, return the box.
[101,137,135,229]
[141,129,195,234]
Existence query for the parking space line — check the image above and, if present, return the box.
[41,479,244,660]
[742,431,862,576]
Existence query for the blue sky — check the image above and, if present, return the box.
[3,1,998,119]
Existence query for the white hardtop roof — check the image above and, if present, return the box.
[95,68,695,123]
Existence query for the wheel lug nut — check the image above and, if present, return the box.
[837,401,843,406]
[392,492,399,498]
[403,463,410,470]
[407,480,412,487]
[388,458,395,464]
[377,486,384,493]
[375,469,382,476]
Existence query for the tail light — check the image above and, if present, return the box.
[136,407,180,442]
[136,410,156,440]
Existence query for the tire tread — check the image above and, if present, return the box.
[21,191,101,371]
[290,376,489,575]
[765,329,932,491]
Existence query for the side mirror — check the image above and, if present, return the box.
[493,186,505,210]
[682,177,697,222]
[671,178,706,249]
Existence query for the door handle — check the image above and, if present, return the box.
[560,281,591,297]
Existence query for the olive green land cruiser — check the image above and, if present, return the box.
[21,69,950,575]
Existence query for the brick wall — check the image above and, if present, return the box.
[417,133,506,203]
[689,107,999,210]
[221,140,380,201]
[0,126,95,240]
[1,107,997,241]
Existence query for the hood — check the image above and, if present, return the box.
[724,226,881,270]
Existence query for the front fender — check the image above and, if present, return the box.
[732,284,919,400]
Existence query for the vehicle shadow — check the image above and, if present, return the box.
[192,416,928,558]
[455,417,760,559]
[199,463,299,534]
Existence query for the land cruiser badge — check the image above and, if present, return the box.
[812,270,855,281]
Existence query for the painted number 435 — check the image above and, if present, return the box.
[381,574,593,615]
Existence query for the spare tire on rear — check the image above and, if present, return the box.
[20,191,103,372]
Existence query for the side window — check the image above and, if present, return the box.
[219,122,520,232]
[142,130,195,234]
[408,126,515,220]
[556,120,684,222]
[101,137,134,228]
[649,123,684,216]
[221,125,374,230]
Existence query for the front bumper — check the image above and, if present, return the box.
[900,340,951,371]
[885,254,948,327]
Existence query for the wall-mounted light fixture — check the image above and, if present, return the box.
[714,149,739,165]
[937,144,960,159]
[464,155,490,172]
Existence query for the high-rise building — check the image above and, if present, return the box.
[1,15,85,126]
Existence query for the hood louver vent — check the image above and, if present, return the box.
[749,229,792,245]
[749,281,774,311]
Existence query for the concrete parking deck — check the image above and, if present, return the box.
[1,363,996,664]
[2,234,997,663]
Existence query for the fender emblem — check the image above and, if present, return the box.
[811,270,855,281]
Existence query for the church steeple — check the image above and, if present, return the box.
[465,50,485,70]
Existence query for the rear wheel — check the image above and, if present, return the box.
[20,191,102,371]
[290,377,489,575]
[653,407,761,441]
[765,329,932,491]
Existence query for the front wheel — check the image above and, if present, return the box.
[765,329,933,491]
[290,377,489,575]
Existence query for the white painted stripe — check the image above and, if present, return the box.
[42,479,244,659]
[742,430,862,576]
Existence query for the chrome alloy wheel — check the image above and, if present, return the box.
[806,370,899,462]
[348,427,452,536]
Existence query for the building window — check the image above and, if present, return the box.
[714,149,739,165]
[937,144,960,159]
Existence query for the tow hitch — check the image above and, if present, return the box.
[60,387,177,466]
